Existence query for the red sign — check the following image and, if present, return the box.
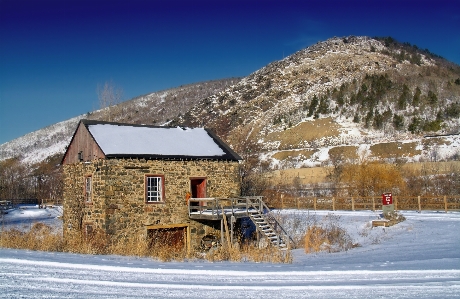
[382,193,393,205]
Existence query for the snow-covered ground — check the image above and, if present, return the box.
[0,206,459,298]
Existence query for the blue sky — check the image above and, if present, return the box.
[1,0,459,145]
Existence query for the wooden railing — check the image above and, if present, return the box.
[188,196,264,218]
[188,196,295,248]
[269,195,460,212]
[244,197,295,247]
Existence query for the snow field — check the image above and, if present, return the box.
[0,207,459,298]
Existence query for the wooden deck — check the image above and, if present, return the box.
[189,196,295,249]
[188,196,264,220]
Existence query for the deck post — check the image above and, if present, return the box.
[230,215,235,245]
[351,197,355,211]
[314,197,317,211]
[372,197,375,212]
[418,196,421,213]
[444,195,447,213]
[221,219,224,246]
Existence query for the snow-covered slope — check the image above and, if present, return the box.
[173,36,460,168]
[1,207,459,298]
[0,79,240,164]
[0,116,84,164]
[2,36,460,167]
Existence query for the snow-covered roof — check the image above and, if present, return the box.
[83,120,240,161]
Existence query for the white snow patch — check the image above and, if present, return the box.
[88,124,226,156]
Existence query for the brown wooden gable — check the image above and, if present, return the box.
[61,122,105,165]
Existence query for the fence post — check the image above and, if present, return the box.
[314,197,317,211]
[332,197,335,211]
[372,197,375,212]
[281,194,284,209]
[444,195,447,213]
[296,197,300,210]
[418,196,421,213]
[351,197,355,211]
[394,196,398,211]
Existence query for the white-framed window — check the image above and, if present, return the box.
[85,176,92,203]
[146,175,164,203]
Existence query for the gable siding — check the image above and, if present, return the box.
[62,122,105,165]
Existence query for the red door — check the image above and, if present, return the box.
[190,178,206,206]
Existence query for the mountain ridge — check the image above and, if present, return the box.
[1,36,460,167]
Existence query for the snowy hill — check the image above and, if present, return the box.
[0,79,240,164]
[173,36,460,168]
[0,116,84,164]
[2,36,460,167]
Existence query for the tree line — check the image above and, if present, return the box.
[0,155,62,203]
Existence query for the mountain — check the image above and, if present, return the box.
[1,36,460,168]
[172,36,460,168]
[0,78,241,164]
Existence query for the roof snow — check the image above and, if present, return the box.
[87,124,227,157]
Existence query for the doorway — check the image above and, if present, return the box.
[190,178,206,206]
[148,226,187,252]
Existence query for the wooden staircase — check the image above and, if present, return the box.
[188,196,295,250]
[246,198,294,250]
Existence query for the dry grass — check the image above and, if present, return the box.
[272,149,317,161]
[0,225,291,263]
[401,161,460,174]
[328,146,359,161]
[268,167,328,185]
[422,137,451,148]
[266,117,340,150]
[0,223,63,252]
[203,243,292,263]
[304,214,353,254]
[369,142,420,159]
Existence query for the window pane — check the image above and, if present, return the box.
[147,176,162,202]
[85,177,92,202]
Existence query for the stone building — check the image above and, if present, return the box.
[61,120,241,251]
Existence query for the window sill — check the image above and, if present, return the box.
[145,201,165,204]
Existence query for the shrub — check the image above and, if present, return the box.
[422,119,442,132]
[304,214,353,253]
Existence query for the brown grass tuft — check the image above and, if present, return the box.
[0,223,63,252]
[304,214,353,254]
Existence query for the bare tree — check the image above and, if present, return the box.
[97,80,123,121]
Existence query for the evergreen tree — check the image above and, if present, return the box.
[307,95,319,117]
[318,95,330,114]
[397,84,410,110]
[373,110,384,129]
[412,87,421,106]
[393,114,404,130]
[408,117,421,134]
[427,90,438,105]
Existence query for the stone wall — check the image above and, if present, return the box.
[63,158,240,249]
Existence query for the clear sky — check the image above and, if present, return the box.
[1,0,459,145]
